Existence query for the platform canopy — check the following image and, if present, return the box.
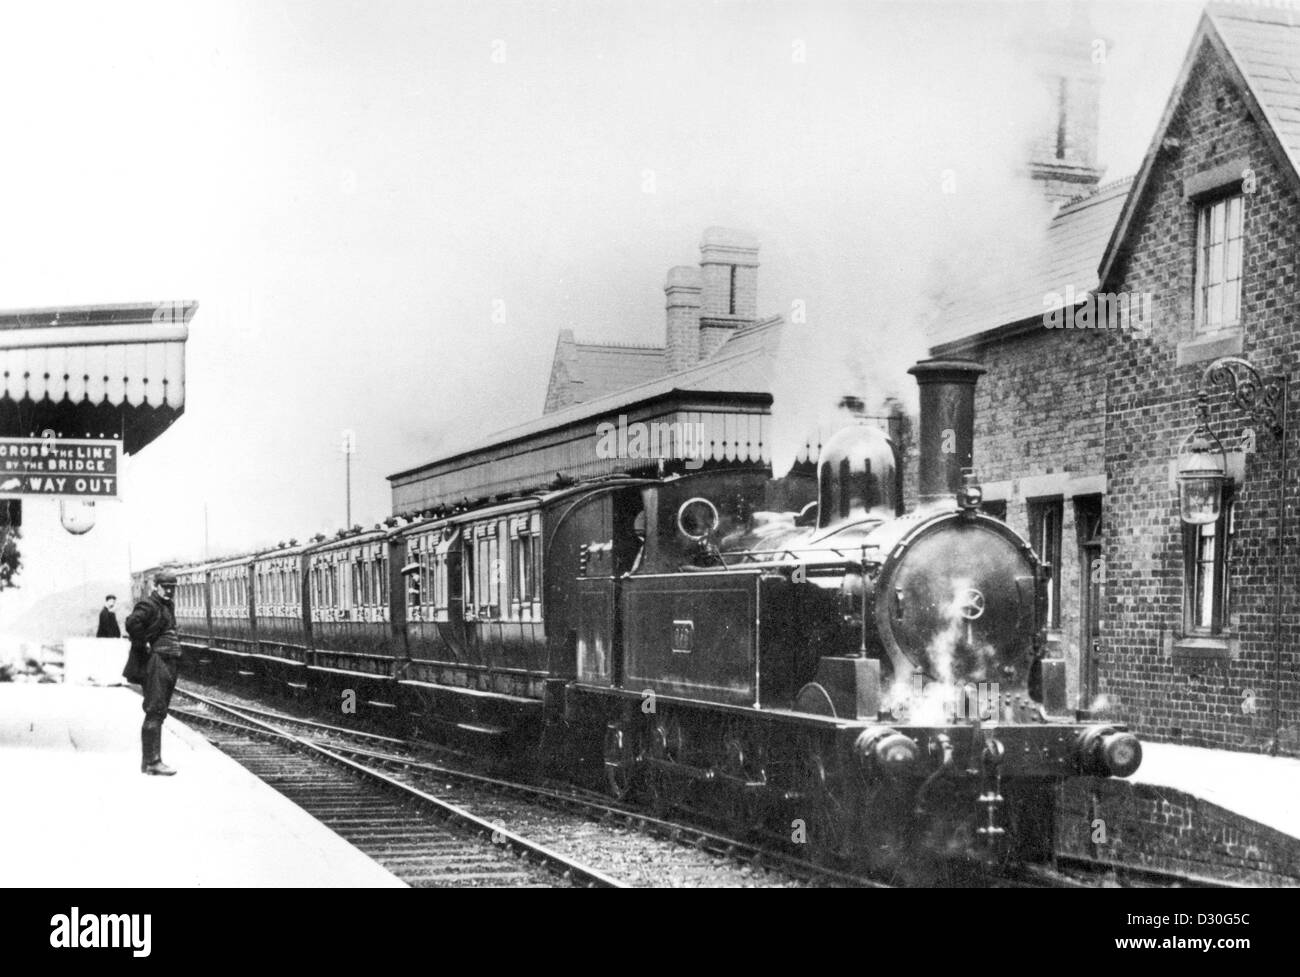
[0,301,195,454]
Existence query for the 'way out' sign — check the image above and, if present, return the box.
[0,437,122,499]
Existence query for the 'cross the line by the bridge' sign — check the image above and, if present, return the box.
[0,437,122,499]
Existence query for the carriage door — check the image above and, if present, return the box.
[1076,496,1103,709]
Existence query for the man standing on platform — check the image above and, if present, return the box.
[125,572,181,776]
[96,595,121,638]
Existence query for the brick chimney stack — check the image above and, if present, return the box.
[664,266,703,373]
[1024,5,1106,204]
[697,227,759,360]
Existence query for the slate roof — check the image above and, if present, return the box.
[547,333,666,410]
[1213,2,1300,174]
[929,177,1133,351]
[1099,4,1300,286]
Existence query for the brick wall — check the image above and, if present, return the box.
[1100,38,1300,756]
[700,262,758,319]
[956,329,1108,709]
[1056,777,1300,885]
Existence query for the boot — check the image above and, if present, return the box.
[141,726,176,776]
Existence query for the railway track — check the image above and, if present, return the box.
[168,690,623,888]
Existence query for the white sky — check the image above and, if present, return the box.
[0,0,1214,624]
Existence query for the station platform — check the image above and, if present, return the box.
[1128,740,1300,840]
[0,683,406,888]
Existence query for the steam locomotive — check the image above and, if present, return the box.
[137,358,1140,876]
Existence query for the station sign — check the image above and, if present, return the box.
[0,437,122,499]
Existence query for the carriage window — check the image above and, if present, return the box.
[408,553,423,607]
[512,526,539,605]
[475,529,500,616]
[433,550,447,611]
[463,538,476,614]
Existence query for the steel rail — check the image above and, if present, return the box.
[171,688,627,888]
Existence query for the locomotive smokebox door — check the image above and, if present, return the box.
[876,516,1041,694]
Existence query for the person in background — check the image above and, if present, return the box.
[125,572,181,776]
[97,595,121,639]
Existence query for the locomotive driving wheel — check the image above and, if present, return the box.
[793,734,853,860]
[646,715,687,815]
[720,722,767,831]
[603,721,642,801]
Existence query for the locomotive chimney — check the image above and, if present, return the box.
[907,358,986,505]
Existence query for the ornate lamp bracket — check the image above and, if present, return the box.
[1201,356,1285,440]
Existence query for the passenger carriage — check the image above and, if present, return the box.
[304,527,403,708]
[250,542,312,691]
[206,555,256,676]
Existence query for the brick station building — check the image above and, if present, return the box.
[933,4,1300,756]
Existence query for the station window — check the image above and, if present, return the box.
[1028,497,1063,631]
[1184,493,1234,635]
[1195,193,1244,334]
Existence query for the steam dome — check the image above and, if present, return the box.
[816,422,898,529]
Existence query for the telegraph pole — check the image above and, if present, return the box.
[341,429,356,527]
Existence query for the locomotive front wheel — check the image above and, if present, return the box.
[793,736,852,860]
